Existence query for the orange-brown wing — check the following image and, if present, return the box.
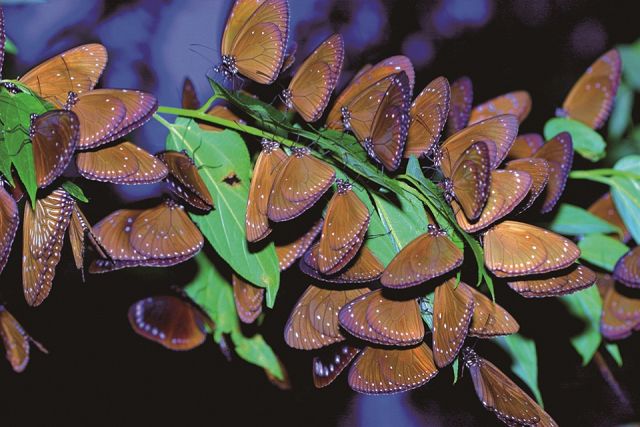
[19,44,108,106]
[232,274,264,324]
[561,49,621,129]
[533,132,573,213]
[156,150,214,211]
[181,77,200,109]
[275,218,323,270]
[0,185,19,275]
[289,61,333,122]
[301,244,383,284]
[313,344,360,388]
[76,141,168,184]
[448,140,492,221]
[504,158,549,212]
[467,285,519,337]
[432,278,475,367]
[613,246,640,288]
[507,133,544,159]
[601,281,640,340]
[587,192,631,243]
[70,92,126,149]
[446,76,473,136]
[0,306,31,372]
[483,221,580,277]
[508,265,596,298]
[469,91,531,125]
[404,76,450,158]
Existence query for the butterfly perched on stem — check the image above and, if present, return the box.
[217,0,290,84]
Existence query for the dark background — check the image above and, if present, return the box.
[2,0,640,425]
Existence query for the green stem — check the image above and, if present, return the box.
[570,168,640,181]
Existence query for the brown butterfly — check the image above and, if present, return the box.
[232,274,264,324]
[68,202,109,280]
[157,151,214,211]
[533,132,573,214]
[599,274,640,340]
[404,76,450,158]
[463,347,558,426]
[483,221,580,278]
[0,184,19,275]
[338,289,425,346]
[587,192,630,243]
[504,158,550,212]
[0,305,48,372]
[467,286,519,337]
[613,246,640,288]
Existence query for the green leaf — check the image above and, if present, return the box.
[608,82,633,140]
[165,118,280,307]
[544,117,606,162]
[371,190,429,252]
[605,343,623,367]
[561,286,604,365]
[185,253,283,380]
[619,43,640,91]
[550,203,620,236]
[578,234,629,272]
[5,38,17,54]
[451,357,460,384]
[61,181,88,203]
[0,132,13,183]
[610,155,640,244]
[496,334,544,406]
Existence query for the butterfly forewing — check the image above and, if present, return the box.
[404,76,450,158]
[275,218,323,270]
[483,221,580,277]
[32,110,80,188]
[507,265,596,298]
[348,344,438,395]
[508,133,544,159]
[313,344,360,388]
[381,228,463,289]
[19,44,108,106]
[432,278,475,368]
[468,91,532,125]
[561,49,621,129]
[68,91,127,149]
[128,296,210,351]
[505,158,549,212]
[447,140,492,221]
[0,185,19,275]
[77,141,168,185]
[98,89,158,141]
[446,76,473,136]
[533,132,573,213]
[157,151,214,211]
[232,274,264,324]
[467,286,519,337]
[246,140,287,242]
[453,169,532,233]
[613,246,640,288]
[129,199,204,260]
[601,281,640,340]
[588,192,630,243]
[0,306,44,372]
[284,285,367,350]
[68,202,105,277]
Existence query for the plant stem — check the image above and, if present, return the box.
[570,168,640,181]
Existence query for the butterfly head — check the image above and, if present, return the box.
[335,179,353,194]
[555,107,568,118]
[64,91,79,110]
[442,178,454,203]
[28,113,39,138]
[461,347,479,368]
[291,146,310,158]
[215,55,238,79]
[1,81,19,94]
[362,137,377,162]
[281,89,293,110]
[261,138,280,153]
[340,106,352,130]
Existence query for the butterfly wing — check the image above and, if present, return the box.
[92,89,158,143]
[301,244,383,284]
[432,279,475,367]
[601,281,640,340]
[446,76,473,136]
[467,286,519,337]
[32,110,80,188]
[404,76,450,158]
[533,132,573,213]
[157,151,214,211]
[508,133,544,159]
[77,141,168,184]
[381,231,463,289]
[613,246,640,288]
[313,344,360,388]
[507,264,596,298]
[483,221,580,277]
[468,91,532,125]
[0,306,32,372]
[453,169,532,233]
[561,49,621,129]
[232,274,264,324]
[181,78,200,109]
[275,218,323,270]
[0,185,19,275]
[504,158,549,212]
[19,44,108,106]
[128,296,209,351]
[70,92,127,149]
[449,140,492,221]
[587,192,630,243]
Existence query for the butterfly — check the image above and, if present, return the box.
[267,147,335,222]
[76,141,168,185]
[316,179,370,274]
[232,274,264,324]
[31,110,80,188]
[432,278,475,368]
[483,221,580,278]
[613,246,640,288]
[452,169,532,233]
[337,72,411,170]
[507,264,596,298]
[440,140,492,222]
[587,192,630,243]
[281,33,344,122]
[532,132,573,214]
[22,187,74,306]
[0,184,19,275]
[403,76,450,158]
[275,218,323,270]
[128,295,215,351]
[467,286,519,337]
[338,289,425,346]
[381,224,463,289]
[507,133,544,159]
[326,55,415,130]
[66,89,158,150]
[181,78,200,110]
[246,140,287,242]
[312,344,360,388]
[599,274,640,340]
[504,158,550,212]
[0,305,48,372]
[300,244,383,284]
[348,343,439,395]
[557,49,621,129]
[68,202,109,280]
[468,91,532,126]
[157,150,214,211]
[462,347,558,426]
[445,76,473,136]
[18,44,108,106]
[217,0,290,84]
[284,284,367,350]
